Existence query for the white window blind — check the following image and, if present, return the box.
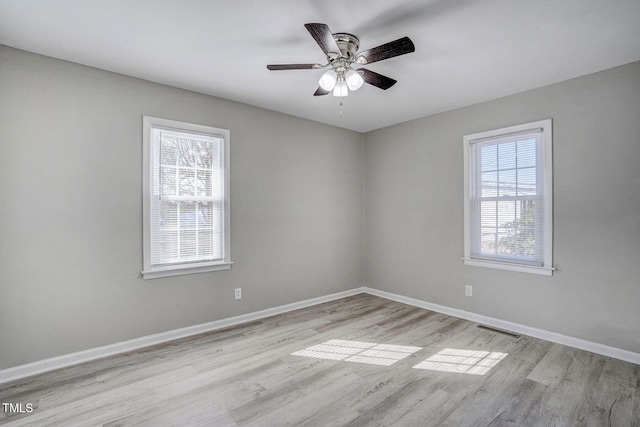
[463,120,553,275]
[143,117,231,279]
[151,128,224,265]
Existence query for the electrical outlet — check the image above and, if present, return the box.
[465,285,473,297]
[234,288,242,300]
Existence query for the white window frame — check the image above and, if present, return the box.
[463,119,553,276]
[142,116,231,279]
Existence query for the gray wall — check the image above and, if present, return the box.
[0,45,364,369]
[364,61,640,354]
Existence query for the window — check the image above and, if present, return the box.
[142,116,231,279]
[463,119,553,275]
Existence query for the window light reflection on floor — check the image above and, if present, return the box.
[292,339,422,366]
[413,348,508,375]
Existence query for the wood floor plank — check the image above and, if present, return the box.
[1,293,638,426]
[576,356,638,427]
[526,343,572,386]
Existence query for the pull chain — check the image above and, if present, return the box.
[339,100,343,114]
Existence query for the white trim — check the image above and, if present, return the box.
[2,286,638,384]
[461,258,554,276]
[0,288,366,384]
[363,287,640,365]
[141,261,233,279]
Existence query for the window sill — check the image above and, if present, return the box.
[462,258,553,276]
[142,261,233,280]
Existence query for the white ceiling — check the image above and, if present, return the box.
[1,0,639,133]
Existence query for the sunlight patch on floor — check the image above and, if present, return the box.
[292,339,422,366]
[413,348,508,375]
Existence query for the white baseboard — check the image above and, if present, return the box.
[363,286,640,365]
[0,287,366,385]
[2,285,638,384]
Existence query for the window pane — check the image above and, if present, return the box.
[178,167,197,196]
[481,172,497,197]
[160,137,178,166]
[497,230,513,255]
[161,201,178,228]
[497,200,515,227]
[179,202,198,229]
[480,227,497,254]
[494,199,537,259]
[208,203,224,234]
[176,138,195,168]
[154,230,178,263]
[498,142,516,170]
[198,229,214,258]
[516,139,536,168]
[516,226,536,257]
[480,201,496,227]
[163,167,177,196]
[517,167,537,196]
[498,169,516,196]
[180,229,197,259]
[496,200,516,255]
[194,140,214,169]
[198,170,212,197]
[480,145,497,171]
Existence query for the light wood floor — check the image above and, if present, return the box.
[1,294,639,426]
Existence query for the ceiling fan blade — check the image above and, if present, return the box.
[314,87,330,96]
[267,64,322,70]
[359,69,397,90]
[356,37,415,65]
[304,23,341,58]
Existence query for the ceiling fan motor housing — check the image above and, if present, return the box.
[332,33,360,59]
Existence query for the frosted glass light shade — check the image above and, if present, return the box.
[318,70,338,91]
[345,69,364,91]
[333,80,348,97]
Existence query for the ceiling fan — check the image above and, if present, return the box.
[267,23,415,97]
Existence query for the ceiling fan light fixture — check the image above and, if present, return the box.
[345,69,364,91]
[333,79,348,97]
[318,69,337,91]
